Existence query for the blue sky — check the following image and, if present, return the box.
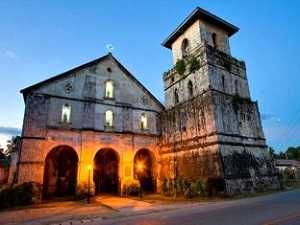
[0,0,299,152]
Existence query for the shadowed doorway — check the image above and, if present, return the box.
[134,149,155,193]
[93,149,119,195]
[43,146,78,197]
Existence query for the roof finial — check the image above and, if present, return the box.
[106,44,114,54]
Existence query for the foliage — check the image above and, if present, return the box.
[161,177,216,198]
[0,148,11,164]
[123,179,141,197]
[282,168,294,181]
[6,136,18,156]
[270,146,300,160]
[286,147,300,160]
[222,57,232,71]
[75,182,95,200]
[0,182,41,209]
[189,57,201,73]
[0,136,19,163]
[175,59,186,75]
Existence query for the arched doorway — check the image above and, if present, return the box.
[43,146,78,197]
[93,149,119,195]
[134,149,155,193]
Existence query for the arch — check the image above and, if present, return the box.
[212,33,218,48]
[174,89,179,104]
[134,149,156,193]
[61,103,71,123]
[43,145,78,197]
[187,80,193,97]
[93,148,119,195]
[181,38,189,58]
[104,80,114,98]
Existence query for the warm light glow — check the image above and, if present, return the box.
[87,165,92,170]
[137,163,143,170]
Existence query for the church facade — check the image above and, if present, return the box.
[15,7,279,197]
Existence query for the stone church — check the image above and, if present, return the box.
[14,7,279,197]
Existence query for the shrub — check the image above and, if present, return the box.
[0,182,41,209]
[161,178,168,195]
[75,182,95,200]
[123,179,141,197]
[175,59,186,75]
[189,57,201,72]
[194,179,202,197]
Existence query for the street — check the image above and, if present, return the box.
[1,189,300,225]
[93,190,300,225]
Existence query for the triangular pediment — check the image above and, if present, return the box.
[21,54,164,111]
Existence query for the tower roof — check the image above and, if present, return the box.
[162,7,239,49]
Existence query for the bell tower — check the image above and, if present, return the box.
[159,7,279,195]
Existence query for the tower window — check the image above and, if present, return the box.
[105,80,114,98]
[61,103,71,124]
[235,80,239,95]
[181,38,189,58]
[212,33,218,49]
[140,113,148,130]
[188,80,193,97]
[174,89,179,104]
[222,76,225,92]
[105,110,114,127]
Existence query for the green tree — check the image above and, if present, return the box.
[268,147,276,159]
[286,146,300,160]
[0,148,6,159]
[277,151,286,159]
[6,136,19,156]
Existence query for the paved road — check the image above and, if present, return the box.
[90,190,300,225]
[1,190,300,224]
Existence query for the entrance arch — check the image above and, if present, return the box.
[134,149,155,193]
[43,146,78,197]
[93,149,119,195]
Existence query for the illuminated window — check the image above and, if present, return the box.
[61,103,71,123]
[105,80,114,98]
[140,113,148,130]
[105,110,114,127]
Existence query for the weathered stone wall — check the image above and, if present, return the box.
[18,129,160,193]
[212,91,265,139]
[162,37,279,195]
[159,146,223,182]
[160,92,216,145]
[18,56,163,195]
[163,43,248,110]
[200,21,231,54]
[171,20,201,64]
[170,19,231,64]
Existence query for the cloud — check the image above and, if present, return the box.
[261,113,279,121]
[0,126,22,136]
[4,50,18,60]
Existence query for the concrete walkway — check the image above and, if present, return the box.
[97,195,154,213]
[0,196,199,225]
